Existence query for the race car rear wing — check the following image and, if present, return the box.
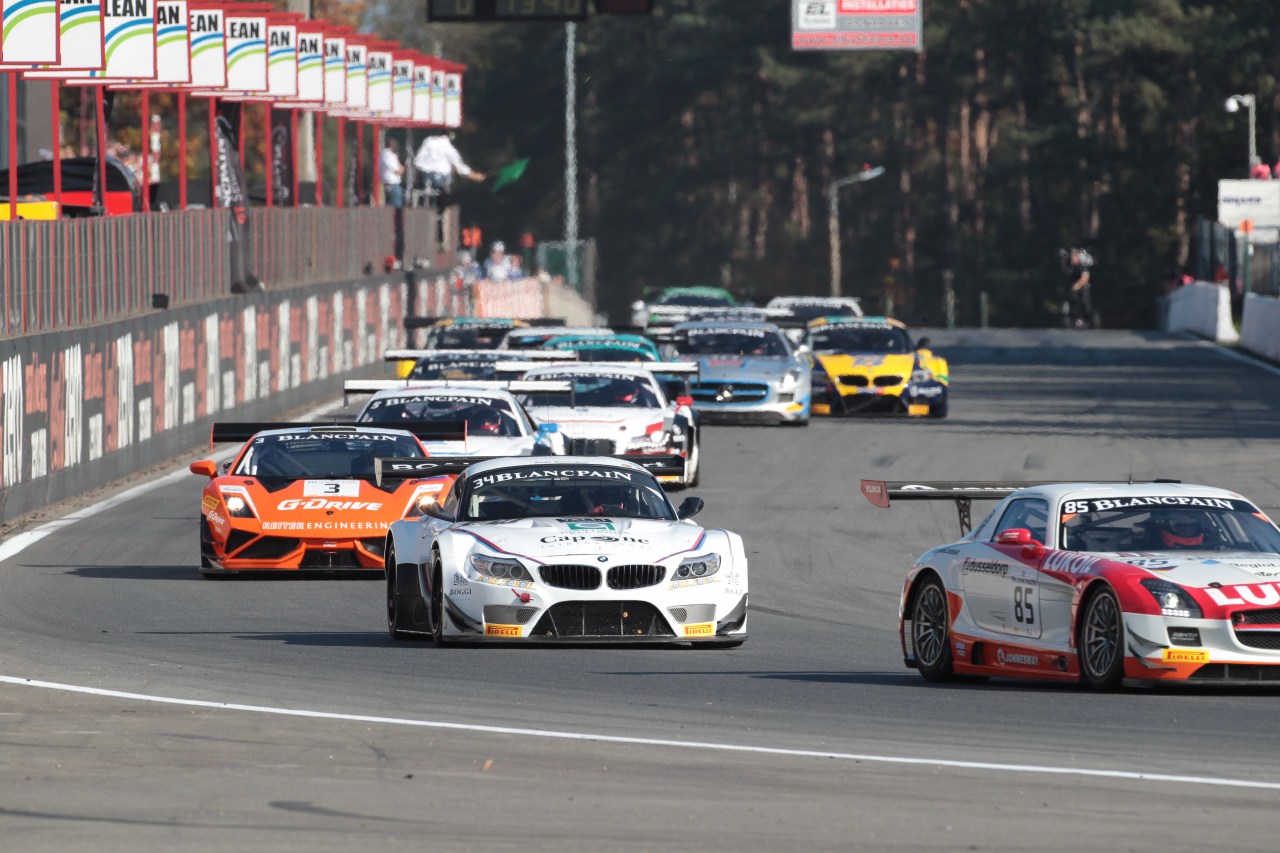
[861,479,1181,535]
[402,316,444,330]
[344,379,573,406]
[493,361,699,376]
[375,454,686,488]
[210,421,467,447]
[383,349,576,363]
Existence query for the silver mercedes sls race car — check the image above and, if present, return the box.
[378,455,748,645]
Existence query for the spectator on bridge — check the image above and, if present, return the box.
[413,132,486,210]
[508,254,527,280]
[380,137,405,208]
[485,241,513,281]
[1250,157,1271,180]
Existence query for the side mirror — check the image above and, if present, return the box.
[916,337,932,350]
[189,460,218,478]
[676,395,694,408]
[424,502,454,522]
[996,528,1036,546]
[677,496,704,520]
[796,342,812,355]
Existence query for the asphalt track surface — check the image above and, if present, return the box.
[3,329,1280,852]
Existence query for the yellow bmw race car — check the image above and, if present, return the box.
[806,317,949,418]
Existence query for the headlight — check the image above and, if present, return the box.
[910,368,933,383]
[674,553,721,579]
[1139,579,1202,618]
[471,553,534,582]
[406,484,445,518]
[221,493,255,518]
[779,370,801,394]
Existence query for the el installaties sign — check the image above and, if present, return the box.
[791,0,922,52]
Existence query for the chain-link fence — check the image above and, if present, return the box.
[1194,215,1280,298]
[536,238,597,303]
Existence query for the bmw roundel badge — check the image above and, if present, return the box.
[597,556,608,563]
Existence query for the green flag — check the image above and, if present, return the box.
[492,158,529,193]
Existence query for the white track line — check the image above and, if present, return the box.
[1,675,1278,792]
[0,400,341,564]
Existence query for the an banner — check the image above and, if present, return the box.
[430,68,444,126]
[270,106,293,206]
[391,55,413,120]
[266,19,295,97]
[292,24,322,102]
[444,71,461,128]
[224,8,265,92]
[26,0,155,81]
[791,0,922,52]
[344,39,365,108]
[365,47,391,113]
[8,0,100,72]
[213,100,260,292]
[322,32,344,104]
[188,3,224,88]
[412,61,431,124]
[130,0,188,85]
[1,0,60,63]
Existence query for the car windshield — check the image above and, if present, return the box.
[1059,497,1280,553]
[810,326,912,354]
[657,292,733,307]
[408,358,499,381]
[574,347,656,363]
[463,466,676,521]
[425,326,509,349]
[234,432,423,479]
[676,327,790,357]
[358,394,523,437]
[779,303,859,320]
[521,373,661,408]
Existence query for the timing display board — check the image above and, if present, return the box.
[791,0,922,52]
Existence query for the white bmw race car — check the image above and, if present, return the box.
[379,455,748,645]
[863,478,1280,689]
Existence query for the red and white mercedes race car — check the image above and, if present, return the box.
[862,479,1280,689]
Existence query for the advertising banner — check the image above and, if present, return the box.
[1219,180,1280,232]
[444,71,461,128]
[7,0,99,72]
[412,61,431,124]
[213,100,260,292]
[28,1,155,81]
[366,47,391,113]
[270,106,293,206]
[1,0,60,63]
[791,0,922,52]
[322,32,344,104]
[391,55,413,120]
[344,39,366,108]
[187,3,224,88]
[224,8,265,91]
[292,24,322,102]
[430,68,444,126]
[266,19,296,97]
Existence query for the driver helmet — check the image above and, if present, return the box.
[587,485,635,516]
[611,380,640,404]
[1156,510,1205,548]
[464,408,503,435]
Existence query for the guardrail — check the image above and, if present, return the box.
[1,207,443,338]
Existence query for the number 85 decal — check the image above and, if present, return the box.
[1010,581,1041,637]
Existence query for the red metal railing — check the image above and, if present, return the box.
[1,207,441,337]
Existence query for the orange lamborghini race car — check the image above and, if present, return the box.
[190,423,461,576]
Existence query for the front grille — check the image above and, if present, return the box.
[1234,609,1280,625]
[236,535,302,559]
[225,529,257,554]
[298,549,365,569]
[1234,631,1280,650]
[566,437,615,455]
[606,564,666,590]
[530,601,676,638]
[1189,663,1280,681]
[483,605,540,625]
[667,604,716,625]
[838,375,869,387]
[539,564,602,590]
[873,375,904,387]
[690,382,770,404]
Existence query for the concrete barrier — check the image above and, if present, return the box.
[471,277,597,326]
[0,276,407,524]
[1162,281,1238,343]
[1240,293,1280,362]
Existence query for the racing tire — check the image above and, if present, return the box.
[1079,586,1125,691]
[198,516,218,572]
[386,542,427,642]
[430,552,448,647]
[910,575,956,682]
[928,399,948,419]
[687,437,701,488]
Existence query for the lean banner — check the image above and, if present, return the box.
[4,0,99,72]
[791,0,922,52]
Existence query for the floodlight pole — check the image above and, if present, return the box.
[564,21,579,289]
[827,166,884,297]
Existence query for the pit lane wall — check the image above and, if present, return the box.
[1161,281,1239,344]
[472,278,597,325]
[1240,293,1280,362]
[0,275,416,524]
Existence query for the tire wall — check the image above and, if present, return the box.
[0,275,411,524]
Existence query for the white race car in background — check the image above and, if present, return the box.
[516,362,702,488]
[346,382,566,457]
[380,455,748,645]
